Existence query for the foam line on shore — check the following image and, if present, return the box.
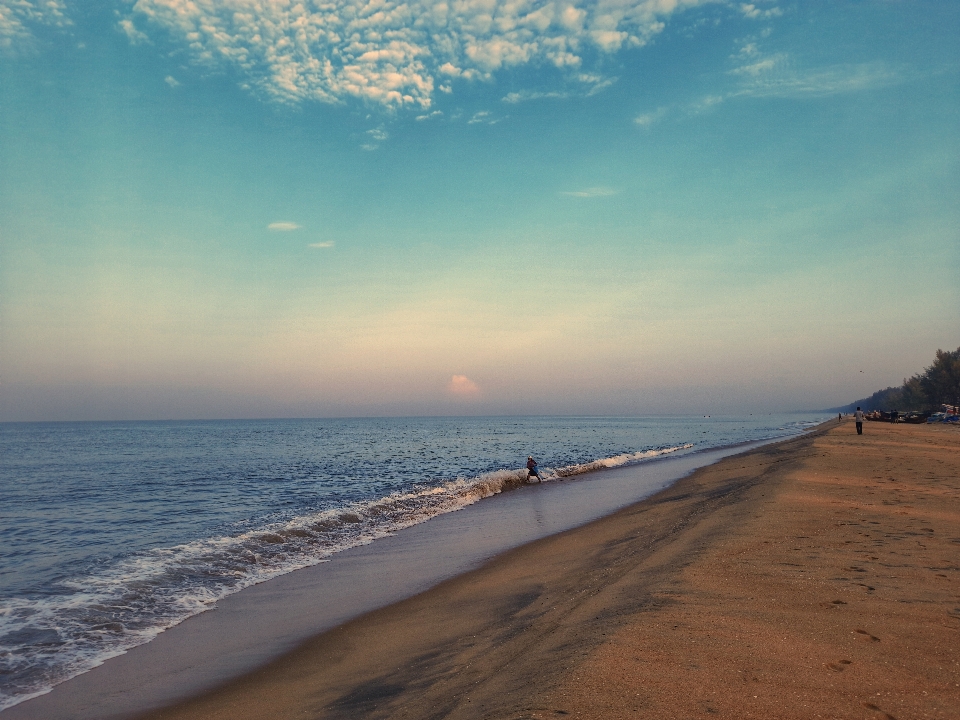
[0,443,694,713]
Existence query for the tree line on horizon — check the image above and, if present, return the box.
[835,346,960,413]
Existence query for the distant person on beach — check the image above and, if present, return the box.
[839,413,842,422]
[526,456,542,482]
[855,407,864,435]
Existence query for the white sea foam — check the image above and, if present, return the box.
[0,442,696,711]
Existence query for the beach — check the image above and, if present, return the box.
[117,420,957,719]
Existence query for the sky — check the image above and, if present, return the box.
[1,0,958,421]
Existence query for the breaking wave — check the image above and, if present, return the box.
[0,442,692,711]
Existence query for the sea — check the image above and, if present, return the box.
[0,414,826,712]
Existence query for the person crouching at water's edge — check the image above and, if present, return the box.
[527,456,542,482]
[855,407,864,435]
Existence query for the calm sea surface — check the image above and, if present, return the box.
[0,414,825,710]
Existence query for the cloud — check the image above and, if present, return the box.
[634,106,669,126]
[730,54,784,77]
[0,0,70,54]
[126,0,718,109]
[268,222,301,231]
[361,126,389,149]
[308,241,335,248]
[732,59,904,98]
[559,187,619,197]
[739,3,782,20]
[118,18,149,45]
[502,71,615,103]
[584,76,617,95]
[698,94,724,107]
[164,75,179,88]
[467,110,502,125]
[447,374,480,398]
[502,89,569,104]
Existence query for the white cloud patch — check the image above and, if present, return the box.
[467,110,502,124]
[634,105,669,126]
[268,222,301,231]
[118,18,149,45]
[739,3,782,20]
[559,186,618,197]
[127,0,717,108]
[164,75,179,88]
[447,374,480,398]
[584,75,617,95]
[730,53,784,76]
[0,0,70,54]
[361,126,389,150]
[309,241,335,248]
[502,89,569,103]
[731,57,904,98]
[502,71,613,103]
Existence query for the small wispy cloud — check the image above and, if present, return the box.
[268,222,301,231]
[559,187,619,198]
[634,106,670,126]
[308,241,334,248]
[467,110,502,125]
[695,95,725,110]
[118,18,150,45]
[585,77,617,96]
[730,54,785,77]
[164,75,180,88]
[502,74,615,104]
[740,3,783,20]
[502,90,569,104]
[361,126,388,150]
[415,110,443,121]
[448,374,480,398]
[732,60,904,98]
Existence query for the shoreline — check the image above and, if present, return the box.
[1,427,821,719]
[120,419,959,720]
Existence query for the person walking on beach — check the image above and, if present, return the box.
[855,407,865,435]
[526,456,542,482]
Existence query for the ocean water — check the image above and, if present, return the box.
[0,414,824,711]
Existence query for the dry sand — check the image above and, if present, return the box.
[140,421,959,720]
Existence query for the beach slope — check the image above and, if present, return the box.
[140,422,959,720]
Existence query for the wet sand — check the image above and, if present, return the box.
[129,421,959,718]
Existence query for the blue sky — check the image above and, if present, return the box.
[1,0,958,420]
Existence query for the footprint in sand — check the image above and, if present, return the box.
[821,599,847,609]
[855,629,880,642]
[862,701,897,719]
[826,660,853,672]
